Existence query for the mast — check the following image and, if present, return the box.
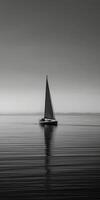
[44,76,55,119]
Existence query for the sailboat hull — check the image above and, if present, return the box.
[39,118,58,126]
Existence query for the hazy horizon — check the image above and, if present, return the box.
[0,111,100,115]
[0,0,100,113]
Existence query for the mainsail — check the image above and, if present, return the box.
[44,76,55,119]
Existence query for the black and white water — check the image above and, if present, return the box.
[0,114,100,199]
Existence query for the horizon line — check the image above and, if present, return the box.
[0,112,100,115]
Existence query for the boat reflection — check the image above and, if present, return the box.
[41,125,55,198]
[44,125,54,198]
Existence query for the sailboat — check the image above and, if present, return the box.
[40,76,58,125]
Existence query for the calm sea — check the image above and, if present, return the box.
[0,114,100,199]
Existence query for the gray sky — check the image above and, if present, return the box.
[0,0,100,113]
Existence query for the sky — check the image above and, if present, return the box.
[0,0,100,113]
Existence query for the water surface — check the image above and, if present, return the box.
[0,114,100,199]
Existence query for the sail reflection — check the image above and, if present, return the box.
[43,125,55,198]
